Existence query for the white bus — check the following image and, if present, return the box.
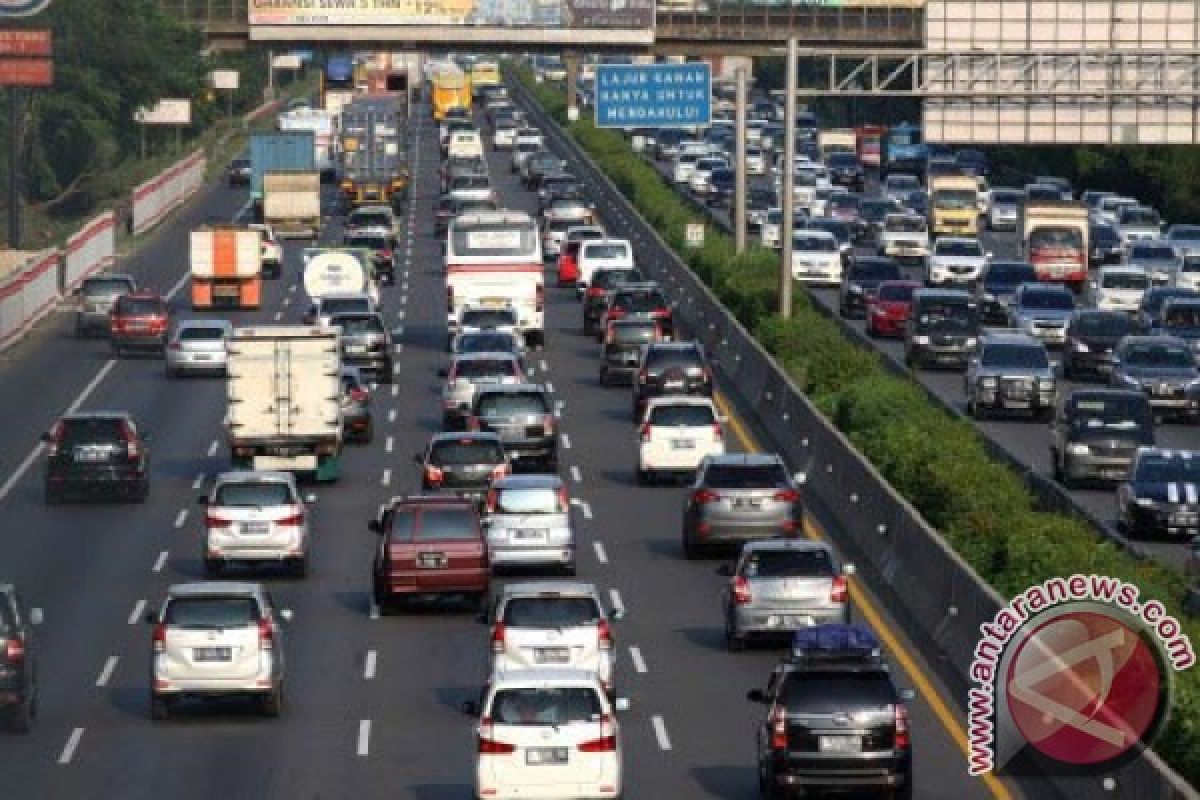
[445,210,544,347]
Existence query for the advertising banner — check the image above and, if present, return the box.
[135,99,192,125]
[210,69,240,90]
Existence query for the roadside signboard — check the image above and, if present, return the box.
[0,28,49,55]
[210,69,239,90]
[0,55,49,86]
[685,222,705,248]
[594,63,712,129]
[135,99,192,125]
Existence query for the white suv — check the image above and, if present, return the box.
[789,229,843,285]
[637,396,726,483]
[147,582,291,720]
[200,472,311,577]
[468,669,625,800]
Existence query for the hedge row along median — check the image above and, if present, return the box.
[513,65,1200,785]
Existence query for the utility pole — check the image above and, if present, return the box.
[734,67,747,254]
[7,87,20,248]
[565,52,579,122]
[780,38,797,318]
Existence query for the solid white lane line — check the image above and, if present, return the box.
[593,541,608,564]
[191,472,205,490]
[173,510,188,529]
[95,656,119,688]
[57,727,85,765]
[364,650,377,680]
[288,284,298,293]
[629,646,648,674]
[388,409,397,423]
[381,469,391,486]
[651,716,672,751]
[128,599,146,626]
[207,439,219,457]
[581,501,593,520]
[570,466,582,483]
[561,433,571,449]
[152,550,169,573]
[357,720,372,756]
[385,436,394,453]
[608,589,625,615]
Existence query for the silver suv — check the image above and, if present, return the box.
[719,540,853,650]
[74,273,136,337]
[440,352,524,430]
[483,474,575,573]
[965,332,1056,420]
[199,472,311,577]
[681,454,806,559]
[146,582,291,719]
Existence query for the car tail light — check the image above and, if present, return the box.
[205,513,232,529]
[598,619,613,650]
[604,326,615,344]
[557,486,570,512]
[733,575,752,605]
[773,488,800,503]
[702,367,713,383]
[831,575,849,604]
[692,489,720,504]
[45,421,63,456]
[380,249,393,260]
[652,307,670,318]
[895,703,910,750]
[770,706,788,750]
[478,716,517,754]
[122,422,140,459]
[425,465,445,485]
[578,714,618,752]
[484,489,498,513]
[349,387,369,403]
[5,637,24,662]
[277,512,305,527]
[152,623,166,654]
[535,284,544,313]
[168,341,182,351]
[258,617,276,649]
[639,422,652,442]
[637,368,648,384]
[491,623,505,653]
[490,463,509,481]
[586,286,605,298]
[712,422,723,440]
[542,413,556,434]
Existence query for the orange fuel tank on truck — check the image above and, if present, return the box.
[190,226,263,310]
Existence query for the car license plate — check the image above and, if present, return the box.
[732,497,762,510]
[191,353,212,361]
[346,345,367,355]
[671,439,696,450]
[417,552,448,569]
[73,447,108,462]
[481,297,507,308]
[534,647,571,664]
[784,615,815,627]
[1170,514,1199,526]
[1102,469,1127,480]
[526,747,569,765]
[241,522,270,535]
[193,647,232,662]
[1156,385,1176,397]
[664,379,685,390]
[818,736,862,754]
[514,529,548,540]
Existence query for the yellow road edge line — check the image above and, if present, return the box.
[713,390,1013,800]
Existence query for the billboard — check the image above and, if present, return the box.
[248,0,654,44]
[595,63,711,129]
[135,99,192,125]
[210,69,239,90]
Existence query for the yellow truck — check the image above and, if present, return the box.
[929,174,981,237]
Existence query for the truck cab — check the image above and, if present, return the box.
[928,175,980,238]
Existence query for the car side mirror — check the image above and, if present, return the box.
[368,519,382,534]
[437,367,448,377]
[716,564,734,577]
[842,563,857,576]
[793,472,807,486]
[746,689,769,704]
[28,608,43,626]
[613,697,631,713]
[462,700,481,717]
[278,609,294,623]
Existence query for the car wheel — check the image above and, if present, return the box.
[261,684,283,717]
[636,468,650,486]
[133,482,149,503]
[291,558,308,579]
[893,778,914,800]
[599,367,609,386]
[7,696,33,733]
[562,561,577,577]
[544,455,559,472]
[150,694,171,721]
[165,366,179,379]
[44,486,59,506]
[379,363,395,384]
[866,321,878,338]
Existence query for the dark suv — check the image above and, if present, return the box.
[582,267,645,337]
[42,412,149,503]
[632,341,714,421]
[330,311,394,383]
[110,290,169,357]
[600,318,663,386]
[838,257,901,318]
[0,584,39,733]
[468,385,557,470]
[598,283,674,341]
[416,432,509,500]
[1051,389,1153,487]
[748,624,913,799]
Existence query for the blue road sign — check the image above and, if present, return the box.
[594,63,711,129]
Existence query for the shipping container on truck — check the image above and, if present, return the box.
[190,227,263,310]
[322,56,356,116]
[263,171,321,239]
[249,132,317,215]
[1022,201,1090,288]
[817,129,857,161]
[225,325,343,482]
[338,99,408,210]
[277,108,336,178]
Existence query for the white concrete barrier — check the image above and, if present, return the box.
[63,210,115,292]
[0,249,59,351]
[131,150,206,236]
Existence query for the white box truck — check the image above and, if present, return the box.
[263,171,321,239]
[225,326,343,482]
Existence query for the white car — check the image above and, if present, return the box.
[744,146,766,175]
[879,213,930,263]
[1117,206,1164,246]
[790,229,843,285]
[688,156,729,197]
[306,292,377,327]
[487,582,619,689]
[147,582,291,720]
[469,669,624,800]
[200,471,311,577]
[1087,265,1151,312]
[672,151,703,185]
[1175,258,1200,292]
[493,120,518,149]
[247,223,282,278]
[576,238,634,292]
[928,237,990,285]
[483,475,577,572]
[636,396,725,483]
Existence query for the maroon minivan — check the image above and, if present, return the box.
[370,495,489,612]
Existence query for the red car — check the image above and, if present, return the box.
[865,280,920,338]
[369,495,489,612]
[110,290,169,357]
[557,239,583,287]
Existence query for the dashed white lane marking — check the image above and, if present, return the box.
[388,409,397,423]
[581,501,593,520]
[546,381,555,394]
[401,281,409,291]
[192,473,205,490]
[173,510,188,529]
[273,311,283,321]
[57,727,85,765]
[381,469,392,486]
[629,646,648,674]
[593,541,608,564]
[288,284,298,293]
[207,440,219,458]
[152,550,169,573]
[570,466,582,483]
[651,716,672,751]
[385,436,394,454]
[357,719,372,756]
[128,599,146,626]
[539,359,549,371]
[608,589,625,615]
[96,656,119,688]
[364,650,377,680]
[164,270,190,302]
[400,294,408,305]
[561,433,571,449]
[281,296,291,307]
[391,385,399,398]
[369,601,381,621]
[397,309,406,319]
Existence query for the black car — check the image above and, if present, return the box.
[859,199,900,241]
[632,341,714,420]
[342,233,397,285]
[329,312,394,384]
[1090,222,1124,267]
[903,190,929,218]
[707,168,736,207]
[839,256,901,318]
[42,412,149,503]
[1119,448,1200,539]
[978,261,1037,327]
[227,157,252,187]
[599,283,673,341]
[956,148,989,177]
[1158,298,1200,359]
[1062,310,1138,381]
[582,267,645,337]
[0,584,38,733]
[417,432,508,499]
[1137,287,1200,332]
[904,289,980,370]
[746,187,778,233]
[340,366,373,444]
[1051,389,1153,487]
[468,384,557,470]
[524,152,564,190]
[748,624,913,800]
[1111,335,1200,421]
[825,151,864,192]
[600,318,663,387]
[537,173,582,212]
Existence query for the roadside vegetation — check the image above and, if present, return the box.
[515,64,1200,784]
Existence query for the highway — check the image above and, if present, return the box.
[0,100,1006,799]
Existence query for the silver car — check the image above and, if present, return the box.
[965,332,1056,420]
[681,453,806,558]
[199,471,311,577]
[482,474,575,573]
[146,581,291,719]
[74,273,136,337]
[719,539,852,650]
[440,351,524,430]
[987,188,1022,232]
[1010,283,1075,348]
[165,319,232,378]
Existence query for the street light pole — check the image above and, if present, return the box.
[734,67,747,254]
[780,38,797,318]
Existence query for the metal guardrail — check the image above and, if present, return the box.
[509,76,1200,800]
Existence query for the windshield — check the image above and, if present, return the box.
[1020,290,1074,311]
[1030,228,1083,250]
[830,196,860,212]
[1123,343,1194,368]
[451,222,538,257]
[490,687,602,727]
[649,404,716,427]
[886,216,925,233]
[462,309,517,328]
[84,278,134,297]
[992,190,1022,205]
[334,315,384,335]
[454,358,518,379]
[878,284,916,302]
[610,322,658,343]
[213,480,293,507]
[116,297,163,315]
[502,596,600,627]
[793,235,837,253]
[164,597,258,628]
[320,297,370,315]
[477,393,549,417]
[851,261,901,281]
[703,463,789,488]
[1135,455,1200,483]
[936,240,983,257]
[917,303,977,332]
[177,325,226,341]
[742,548,834,578]
[933,189,977,210]
[1122,209,1160,226]
[350,212,392,228]
[1171,226,1200,240]
[583,243,630,261]
[593,269,642,290]
[492,487,565,514]
[982,343,1050,369]
[1130,244,1177,261]
[451,175,490,190]
[456,333,517,354]
[1102,272,1149,290]
[429,440,504,465]
[1073,312,1134,337]
[887,176,920,192]
[987,264,1036,286]
[344,236,390,251]
[613,289,666,312]
[1070,396,1148,430]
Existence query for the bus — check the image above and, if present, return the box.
[470,60,501,97]
[322,56,356,117]
[431,67,472,121]
[445,211,544,347]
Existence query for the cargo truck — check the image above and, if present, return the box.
[190,226,262,310]
[1022,201,1090,288]
[225,325,343,482]
[338,98,408,210]
[250,132,317,217]
[263,171,321,239]
[929,174,981,237]
[277,107,336,179]
[817,128,856,161]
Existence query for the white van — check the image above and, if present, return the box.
[576,238,635,294]
[447,130,485,160]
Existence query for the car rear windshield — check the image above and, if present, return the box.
[164,596,259,628]
[494,487,564,514]
[703,463,789,488]
[1030,228,1083,249]
[178,326,225,341]
[84,279,134,297]
[1122,209,1160,226]
[490,687,602,726]
[886,216,925,232]
[1165,306,1200,328]
[321,297,370,315]
[613,289,666,312]
[1070,396,1149,429]
[1131,244,1177,261]
[781,673,894,713]
[430,440,505,466]
[1135,455,1200,483]
[1020,290,1074,311]
[916,302,976,331]
[502,596,600,627]
[1073,313,1134,336]
[335,315,384,334]
[452,175,490,190]
[345,236,390,251]
[1102,272,1149,290]
[935,240,982,257]
[455,358,517,379]
[477,392,549,417]
[457,333,517,354]
[214,482,293,507]
[611,322,658,343]
[793,234,837,252]
[408,508,476,540]
[583,243,630,261]
[987,263,1036,285]
[463,309,517,328]
[982,344,1049,369]
[350,212,392,228]
[649,404,715,427]
[116,297,163,315]
[852,261,901,281]
[592,269,642,290]
[875,284,913,303]
[646,348,703,370]
[1123,343,1193,368]
[61,418,124,445]
[742,549,834,578]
